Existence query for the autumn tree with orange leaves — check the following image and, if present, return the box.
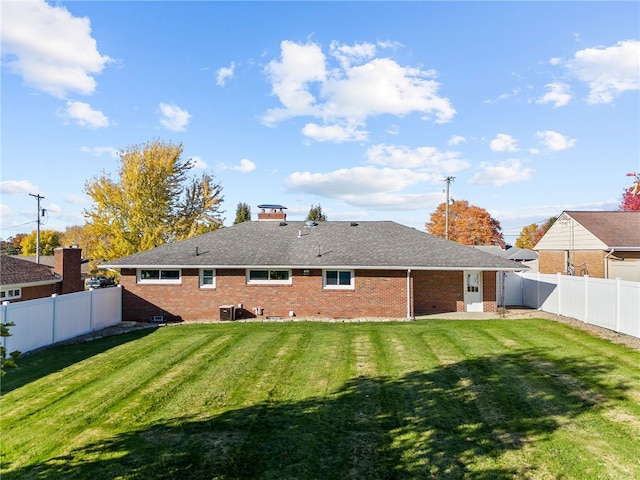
[426,200,504,246]
[515,216,557,249]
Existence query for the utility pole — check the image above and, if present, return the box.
[29,193,45,263]
[443,176,455,240]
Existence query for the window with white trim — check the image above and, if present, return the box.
[0,288,22,300]
[200,269,216,288]
[246,269,292,285]
[323,269,354,289]
[137,269,181,284]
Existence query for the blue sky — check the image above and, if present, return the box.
[2,1,639,244]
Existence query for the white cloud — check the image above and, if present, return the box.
[302,123,368,142]
[0,180,39,195]
[158,103,192,131]
[536,130,576,151]
[216,62,235,86]
[190,156,208,169]
[233,159,256,173]
[469,159,533,186]
[490,133,519,152]
[329,40,377,69]
[337,191,444,210]
[566,40,640,104]
[262,40,327,124]
[366,144,469,174]
[286,166,430,198]
[323,57,455,123]
[220,158,256,173]
[80,146,119,157]
[448,135,466,146]
[58,101,109,128]
[537,82,572,108]
[1,0,111,98]
[261,39,455,137]
[63,194,86,206]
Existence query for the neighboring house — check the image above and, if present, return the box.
[101,207,526,321]
[17,254,92,280]
[1,247,85,302]
[474,246,538,272]
[534,211,640,281]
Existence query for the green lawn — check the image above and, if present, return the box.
[2,319,640,479]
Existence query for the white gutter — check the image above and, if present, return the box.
[100,264,526,272]
[406,269,412,319]
[604,248,615,279]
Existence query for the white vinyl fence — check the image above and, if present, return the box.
[1,286,122,354]
[503,272,640,339]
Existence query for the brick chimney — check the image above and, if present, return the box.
[257,204,287,221]
[54,247,84,294]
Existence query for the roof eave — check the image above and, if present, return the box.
[101,263,526,271]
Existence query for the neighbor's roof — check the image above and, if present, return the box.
[567,211,640,248]
[474,246,538,261]
[1,255,61,287]
[101,221,526,271]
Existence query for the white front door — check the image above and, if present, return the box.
[464,271,483,312]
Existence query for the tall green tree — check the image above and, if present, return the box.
[19,230,62,256]
[426,200,504,246]
[84,139,224,264]
[306,204,327,222]
[233,202,252,224]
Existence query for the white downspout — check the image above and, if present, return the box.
[604,248,615,279]
[407,269,412,319]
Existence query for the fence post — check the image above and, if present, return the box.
[557,273,562,316]
[2,301,9,351]
[583,275,589,324]
[89,288,94,332]
[51,294,57,343]
[615,278,621,333]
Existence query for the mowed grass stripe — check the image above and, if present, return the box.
[2,329,223,465]
[452,321,640,478]
[2,320,640,480]
[150,326,282,418]
[101,332,237,427]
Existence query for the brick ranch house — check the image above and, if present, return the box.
[534,211,640,281]
[102,207,525,322]
[0,247,85,302]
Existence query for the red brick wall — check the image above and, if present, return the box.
[19,284,57,302]
[120,268,408,321]
[483,271,497,313]
[413,270,463,314]
[119,268,500,322]
[54,247,84,294]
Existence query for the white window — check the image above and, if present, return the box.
[246,269,292,285]
[0,288,21,300]
[200,269,216,288]
[137,269,181,284]
[323,270,354,289]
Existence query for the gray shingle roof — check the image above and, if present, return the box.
[101,221,526,271]
[1,255,60,286]
[566,211,640,248]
